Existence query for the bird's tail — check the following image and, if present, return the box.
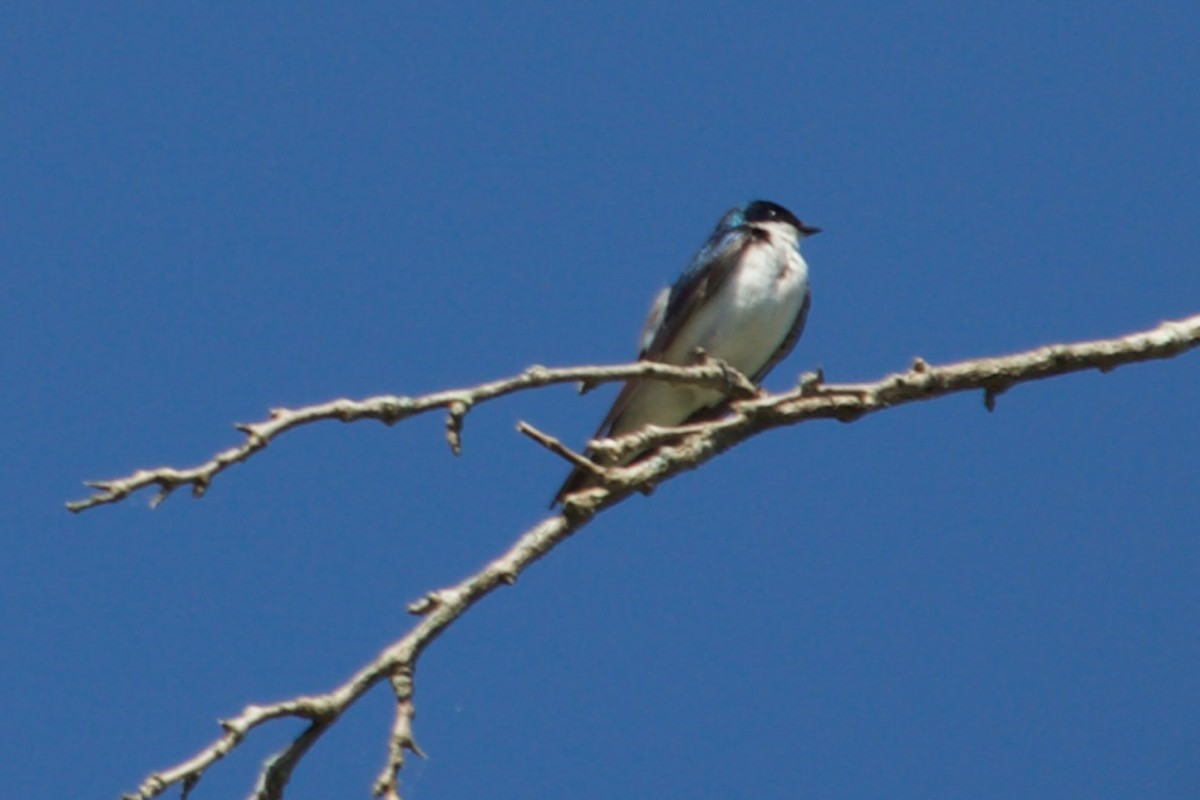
[550,395,740,507]
[549,463,598,508]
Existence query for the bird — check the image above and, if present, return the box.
[551,199,820,506]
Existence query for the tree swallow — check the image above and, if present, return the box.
[552,200,820,506]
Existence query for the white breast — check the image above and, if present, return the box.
[686,234,809,371]
[611,225,809,436]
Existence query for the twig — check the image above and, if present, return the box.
[516,421,604,474]
[120,510,600,800]
[68,360,763,512]
[372,669,424,800]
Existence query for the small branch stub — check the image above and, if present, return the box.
[446,398,471,456]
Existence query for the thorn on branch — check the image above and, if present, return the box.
[235,422,269,447]
[983,383,1009,412]
[445,399,471,456]
[407,594,439,616]
[408,588,460,615]
[522,364,553,389]
[377,397,415,425]
[149,487,173,509]
[834,408,866,424]
[798,369,824,395]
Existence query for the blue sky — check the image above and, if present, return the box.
[3,3,1198,798]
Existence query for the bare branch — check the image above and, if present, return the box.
[120,512,589,800]
[106,313,1199,799]
[68,360,759,513]
[516,420,604,474]
[558,314,1200,511]
[372,669,424,800]
[78,315,1197,515]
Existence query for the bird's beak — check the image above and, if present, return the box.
[800,224,822,236]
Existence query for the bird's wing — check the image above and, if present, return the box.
[550,224,754,507]
[590,226,754,438]
[641,227,751,361]
[751,285,811,383]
